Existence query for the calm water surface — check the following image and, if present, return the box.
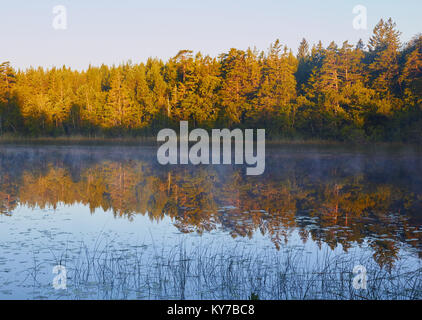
[0,145,421,299]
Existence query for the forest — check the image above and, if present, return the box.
[0,18,421,142]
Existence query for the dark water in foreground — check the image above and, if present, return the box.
[0,145,421,299]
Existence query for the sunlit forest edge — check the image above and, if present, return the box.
[0,18,421,143]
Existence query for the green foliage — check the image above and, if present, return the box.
[0,19,421,142]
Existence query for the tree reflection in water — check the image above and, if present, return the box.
[0,145,421,269]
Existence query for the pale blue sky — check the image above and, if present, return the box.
[0,0,421,70]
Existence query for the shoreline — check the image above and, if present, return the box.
[0,135,421,151]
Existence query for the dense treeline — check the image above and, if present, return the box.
[0,18,421,142]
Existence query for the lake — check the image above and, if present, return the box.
[0,144,421,299]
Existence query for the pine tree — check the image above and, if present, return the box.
[296,38,312,94]
[368,18,401,98]
[400,35,422,103]
[306,42,342,112]
[338,41,364,86]
[133,63,156,126]
[256,40,297,127]
[0,62,15,103]
[145,58,168,128]
[219,48,260,125]
[0,62,18,133]
[105,68,135,128]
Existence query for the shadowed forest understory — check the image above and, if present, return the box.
[0,18,421,142]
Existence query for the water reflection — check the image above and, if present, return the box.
[1,145,421,268]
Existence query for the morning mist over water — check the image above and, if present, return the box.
[0,145,421,299]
